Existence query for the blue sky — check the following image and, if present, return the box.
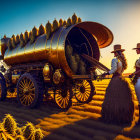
[0,0,140,73]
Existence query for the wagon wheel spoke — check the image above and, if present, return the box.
[18,77,35,106]
[55,87,72,109]
[74,80,95,103]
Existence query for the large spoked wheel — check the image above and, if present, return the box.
[54,87,72,110]
[73,80,95,103]
[17,73,44,108]
[0,72,7,101]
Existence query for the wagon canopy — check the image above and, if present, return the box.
[73,21,113,48]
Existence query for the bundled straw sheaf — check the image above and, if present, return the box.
[39,24,45,35]
[46,21,52,40]
[53,19,59,32]
[5,14,82,49]
[16,34,20,45]
[59,19,63,27]
[20,33,25,47]
[8,38,13,50]
[65,45,88,74]
[30,26,38,44]
[12,35,16,48]
[66,17,72,27]
[78,17,82,23]
[0,114,44,140]
[2,114,17,135]
[63,20,67,26]
[24,30,29,44]
[72,13,78,24]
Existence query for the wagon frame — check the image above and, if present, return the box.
[0,21,113,109]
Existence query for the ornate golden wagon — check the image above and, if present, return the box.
[0,21,113,109]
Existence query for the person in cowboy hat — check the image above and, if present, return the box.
[101,44,134,124]
[102,44,127,77]
[129,43,140,124]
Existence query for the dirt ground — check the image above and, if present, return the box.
[0,79,140,140]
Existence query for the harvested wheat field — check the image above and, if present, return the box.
[0,78,140,140]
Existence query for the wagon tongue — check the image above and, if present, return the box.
[81,54,110,72]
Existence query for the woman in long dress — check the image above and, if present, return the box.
[101,44,134,124]
[129,43,140,124]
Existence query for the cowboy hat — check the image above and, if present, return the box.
[111,44,125,53]
[132,43,140,50]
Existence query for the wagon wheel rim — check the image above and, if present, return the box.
[75,80,91,102]
[55,88,71,109]
[18,77,35,106]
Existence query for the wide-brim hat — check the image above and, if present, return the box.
[132,43,140,50]
[111,44,125,53]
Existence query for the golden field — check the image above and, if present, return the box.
[0,78,140,140]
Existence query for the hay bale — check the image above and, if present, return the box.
[20,33,25,47]
[74,53,80,62]
[45,21,52,40]
[34,128,44,140]
[101,77,134,124]
[78,60,87,75]
[53,19,59,32]
[12,35,16,48]
[66,17,72,27]
[16,35,20,45]
[66,45,73,57]
[23,122,35,139]
[29,31,32,41]
[30,26,38,44]
[2,114,17,136]
[16,128,23,136]
[15,135,25,140]
[24,30,29,44]
[78,17,82,23]
[8,38,13,50]
[72,13,78,24]
[59,19,63,27]
[63,20,67,26]
[38,24,45,35]
[69,55,78,74]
